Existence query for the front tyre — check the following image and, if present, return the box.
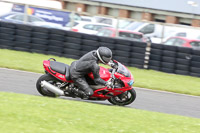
[36,74,58,97]
[108,88,136,106]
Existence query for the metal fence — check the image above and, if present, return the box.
[1,1,200,47]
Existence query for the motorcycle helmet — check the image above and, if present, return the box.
[96,47,112,64]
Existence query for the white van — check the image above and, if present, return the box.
[92,16,133,29]
[124,22,184,43]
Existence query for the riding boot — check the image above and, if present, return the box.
[67,86,78,97]
[68,87,89,99]
[78,90,90,99]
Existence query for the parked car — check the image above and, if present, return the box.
[33,21,63,29]
[124,22,186,43]
[0,12,63,29]
[0,12,45,24]
[94,16,133,28]
[97,27,145,42]
[65,21,113,34]
[124,22,164,43]
[163,36,200,50]
[163,30,200,42]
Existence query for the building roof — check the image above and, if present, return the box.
[89,0,200,15]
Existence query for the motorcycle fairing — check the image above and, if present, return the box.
[114,63,134,88]
[43,60,72,82]
[88,66,111,81]
[92,87,132,99]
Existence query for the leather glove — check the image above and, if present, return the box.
[105,81,113,88]
[108,60,117,69]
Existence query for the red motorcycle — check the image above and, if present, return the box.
[36,58,136,106]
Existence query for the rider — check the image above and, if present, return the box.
[69,47,116,99]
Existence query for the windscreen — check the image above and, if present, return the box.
[125,22,143,30]
[97,29,113,36]
[116,62,130,77]
[190,41,200,49]
[119,32,143,40]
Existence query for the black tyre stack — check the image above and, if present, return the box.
[0,22,16,49]
[14,23,33,52]
[175,47,192,75]
[98,36,115,59]
[190,49,200,77]
[160,45,177,73]
[47,28,66,56]
[148,43,163,71]
[63,31,82,59]
[130,41,147,68]
[114,39,132,66]
[31,26,49,54]
[99,36,115,50]
[81,34,100,56]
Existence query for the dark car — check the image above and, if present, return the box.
[0,12,64,29]
[0,12,45,24]
[97,27,145,42]
[164,36,200,50]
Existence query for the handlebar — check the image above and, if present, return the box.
[111,68,116,79]
[107,68,117,89]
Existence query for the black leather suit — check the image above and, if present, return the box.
[69,50,107,96]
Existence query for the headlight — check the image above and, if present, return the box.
[128,80,134,86]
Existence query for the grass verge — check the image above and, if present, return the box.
[0,92,200,133]
[0,49,200,96]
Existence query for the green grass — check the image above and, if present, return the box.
[0,49,200,96]
[0,49,75,73]
[129,67,200,96]
[0,92,200,133]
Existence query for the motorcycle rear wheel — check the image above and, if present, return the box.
[108,88,136,106]
[36,74,59,97]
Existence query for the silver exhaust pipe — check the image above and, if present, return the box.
[41,80,64,96]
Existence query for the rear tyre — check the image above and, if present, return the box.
[108,88,136,106]
[36,74,59,97]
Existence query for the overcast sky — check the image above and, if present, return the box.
[1,0,62,8]
[0,0,62,16]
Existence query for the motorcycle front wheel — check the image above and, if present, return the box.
[108,88,136,106]
[36,74,59,97]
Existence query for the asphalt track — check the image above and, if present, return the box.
[0,68,200,119]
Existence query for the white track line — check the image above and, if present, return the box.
[0,67,42,75]
[135,87,200,98]
[1,67,199,98]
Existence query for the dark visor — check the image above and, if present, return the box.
[102,56,112,63]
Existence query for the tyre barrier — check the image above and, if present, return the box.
[0,21,199,77]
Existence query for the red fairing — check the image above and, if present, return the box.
[92,86,132,99]
[88,66,111,81]
[115,65,134,88]
[43,60,50,70]
[43,60,71,82]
